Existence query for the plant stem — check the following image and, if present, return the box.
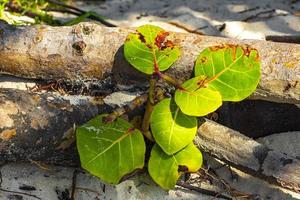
[141,101,154,141]
[148,78,155,105]
[155,87,165,101]
[102,94,148,123]
[141,77,156,141]
[158,72,184,89]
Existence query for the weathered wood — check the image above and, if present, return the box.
[0,21,299,103]
[0,88,111,165]
[217,100,300,138]
[266,35,300,44]
[195,119,300,193]
[1,88,300,193]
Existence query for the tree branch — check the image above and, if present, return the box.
[195,119,300,194]
[0,22,298,103]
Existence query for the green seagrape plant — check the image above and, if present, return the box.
[76,24,261,189]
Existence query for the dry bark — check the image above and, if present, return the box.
[195,119,300,194]
[0,88,111,165]
[0,88,299,194]
[217,100,300,138]
[0,21,299,104]
[266,35,300,44]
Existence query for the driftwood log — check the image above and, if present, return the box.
[266,35,300,44]
[0,89,299,194]
[0,88,111,165]
[0,20,299,194]
[196,119,300,194]
[0,21,299,104]
[218,100,300,138]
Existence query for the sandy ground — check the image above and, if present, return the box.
[74,0,300,39]
[0,0,300,199]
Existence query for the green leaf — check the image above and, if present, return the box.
[76,115,146,184]
[194,45,261,101]
[174,76,222,116]
[148,143,202,190]
[150,98,197,155]
[124,24,180,74]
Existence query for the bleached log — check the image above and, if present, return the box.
[0,21,299,103]
[0,88,111,165]
[1,88,299,193]
[195,119,300,194]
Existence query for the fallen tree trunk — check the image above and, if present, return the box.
[1,89,299,194]
[195,119,300,194]
[0,88,111,166]
[217,100,300,138]
[0,22,299,103]
[266,35,300,44]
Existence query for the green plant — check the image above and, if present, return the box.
[0,0,57,25]
[76,25,261,189]
[0,0,111,26]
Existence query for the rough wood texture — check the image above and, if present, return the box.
[0,88,111,165]
[1,88,299,193]
[0,21,299,103]
[266,35,300,44]
[195,119,300,193]
[217,100,300,138]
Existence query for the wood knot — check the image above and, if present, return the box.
[72,41,87,56]
[33,35,43,44]
[82,25,94,35]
